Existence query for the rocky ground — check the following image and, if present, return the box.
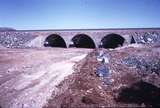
[43,44,160,108]
[0,44,160,108]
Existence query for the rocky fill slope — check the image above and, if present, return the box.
[43,44,160,108]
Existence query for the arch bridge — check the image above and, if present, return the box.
[0,28,160,49]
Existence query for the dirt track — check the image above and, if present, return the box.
[0,48,92,108]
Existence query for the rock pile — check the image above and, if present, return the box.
[133,32,160,44]
[122,56,160,76]
[0,32,36,48]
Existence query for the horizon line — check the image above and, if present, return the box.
[16,27,160,31]
[1,27,160,32]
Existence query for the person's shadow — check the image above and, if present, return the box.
[115,81,160,107]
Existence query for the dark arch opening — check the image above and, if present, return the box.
[131,36,136,44]
[71,34,96,48]
[44,34,66,48]
[101,34,125,49]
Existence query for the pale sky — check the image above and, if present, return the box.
[0,0,160,30]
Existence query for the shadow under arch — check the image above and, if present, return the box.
[100,34,125,48]
[130,36,136,44]
[70,34,96,48]
[44,34,67,48]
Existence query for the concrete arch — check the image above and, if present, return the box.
[44,34,67,48]
[100,34,125,48]
[70,34,96,48]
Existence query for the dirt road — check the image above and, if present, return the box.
[0,48,92,108]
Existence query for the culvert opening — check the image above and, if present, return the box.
[44,34,66,48]
[70,34,96,48]
[100,34,125,49]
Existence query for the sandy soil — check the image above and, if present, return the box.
[0,48,92,108]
